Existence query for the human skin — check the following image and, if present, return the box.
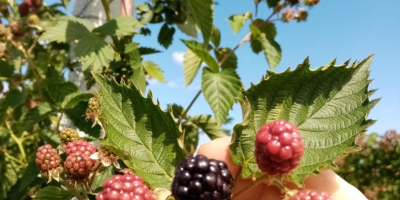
[197,137,368,200]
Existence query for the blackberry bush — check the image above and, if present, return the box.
[254,120,304,176]
[96,174,152,200]
[171,155,234,200]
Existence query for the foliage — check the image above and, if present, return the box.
[336,131,400,200]
[0,0,381,199]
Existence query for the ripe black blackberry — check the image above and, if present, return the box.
[171,155,234,200]
[60,128,79,144]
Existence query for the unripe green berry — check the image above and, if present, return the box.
[60,128,80,143]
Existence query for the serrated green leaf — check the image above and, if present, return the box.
[176,14,198,38]
[39,19,90,42]
[93,74,186,189]
[170,104,185,119]
[229,56,377,185]
[137,3,154,25]
[138,47,161,55]
[91,166,114,192]
[210,26,221,48]
[38,128,60,147]
[7,160,42,200]
[0,99,8,125]
[0,60,14,77]
[183,49,202,86]
[44,80,78,104]
[32,186,73,200]
[61,92,93,110]
[131,65,146,93]
[214,48,238,70]
[64,102,101,138]
[5,89,24,108]
[125,42,140,53]
[75,33,115,71]
[15,103,55,134]
[186,0,213,43]
[202,68,242,125]
[250,24,281,70]
[93,17,141,37]
[190,115,224,140]
[182,122,199,155]
[143,61,166,83]
[228,12,252,35]
[158,23,175,49]
[0,129,10,147]
[0,154,18,200]
[182,40,218,73]
[267,0,280,8]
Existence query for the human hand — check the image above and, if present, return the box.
[197,137,368,200]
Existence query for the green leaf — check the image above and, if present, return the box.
[229,56,377,185]
[93,74,186,189]
[15,103,54,134]
[0,99,8,125]
[250,23,281,70]
[64,102,101,138]
[93,17,141,37]
[138,47,161,55]
[267,0,280,8]
[170,104,185,119]
[183,49,202,86]
[131,65,146,93]
[228,12,252,35]
[61,92,93,110]
[210,26,221,48]
[176,15,198,38]
[137,3,154,25]
[0,154,18,200]
[202,68,242,125]
[182,122,199,155]
[7,160,42,200]
[186,0,213,43]
[44,80,78,104]
[125,42,140,53]
[0,129,10,147]
[182,40,218,73]
[214,48,238,70]
[38,129,60,147]
[91,166,114,192]
[61,0,70,9]
[190,115,224,140]
[5,89,24,108]
[158,23,175,49]
[75,33,115,71]
[39,19,90,42]
[0,60,14,78]
[143,61,166,83]
[32,186,73,200]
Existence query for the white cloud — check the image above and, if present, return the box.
[172,52,185,66]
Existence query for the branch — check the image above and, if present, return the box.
[6,122,27,163]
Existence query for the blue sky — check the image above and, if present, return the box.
[48,0,400,145]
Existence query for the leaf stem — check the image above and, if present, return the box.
[4,151,26,166]
[101,0,119,45]
[56,113,63,134]
[60,179,86,200]
[182,90,202,118]
[6,122,27,163]
[231,175,270,200]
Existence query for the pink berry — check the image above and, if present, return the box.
[66,140,96,157]
[97,174,152,200]
[290,189,332,200]
[35,144,61,171]
[254,120,304,175]
[64,151,94,179]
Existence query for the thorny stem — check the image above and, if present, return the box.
[182,90,202,118]
[61,179,86,200]
[231,175,270,200]
[6,122,27,163]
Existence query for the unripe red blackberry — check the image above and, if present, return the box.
[9,21,24,38]
[254,120,304,176]
[290,190,332,200]
[60,128,79,144]
[282,8,295,22]
[35,144,61,171]
[96,174,152,200]
[64,151,94,178]
[171,155,234,200]
[18,2,30,17]
[66,140,96,157]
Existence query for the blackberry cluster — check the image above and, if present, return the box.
[282,8,296,22]
[290,190,332,200]
[60,128,80,144]
[171,155,234,200]
[35,144,61,171]
[86,97,100,121]
[254,120,304,176]
[66,140,96,157]
[96,174,152,200]
[64,151,94,178]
